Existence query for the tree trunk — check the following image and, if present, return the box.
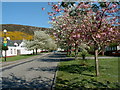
[36,48,37,55]
[95,49,100,76]
[102,51,105,56]
[75,44,78,59]
[67,45,70,56]
[33,49,35,55]
[82,55,85,60]
[67,48,69,55]
[101,46,105,56]
[68,45,72,56]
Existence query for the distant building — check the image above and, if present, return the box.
[105,45,120,51]
[1,38,34,57]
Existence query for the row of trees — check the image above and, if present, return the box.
[45,2,120,76]
[24,31,57,54]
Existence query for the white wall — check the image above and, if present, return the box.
[117,46,120,50]
[2,46,17,57]
[2,46,33,57]
[17,47,33,55]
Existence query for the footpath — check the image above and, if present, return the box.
[1,53,52,69]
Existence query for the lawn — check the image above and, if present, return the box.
[55,57,120,89]
[66,51,107,57]
[1,54,37,62]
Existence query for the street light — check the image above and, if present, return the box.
[3,29,7,61]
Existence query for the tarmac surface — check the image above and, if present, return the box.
[0,52,119,89]
[1,52,66,89]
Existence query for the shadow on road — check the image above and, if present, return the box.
[2,73,52,89]
[27,66,57,74]
[1,52,74,89]
[37,53,74,62]
[48,53,67,58]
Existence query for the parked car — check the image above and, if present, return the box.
[111,50,120,56]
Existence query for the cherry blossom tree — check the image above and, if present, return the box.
[46,2,120,76]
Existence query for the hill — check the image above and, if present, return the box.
[0,24,52,40]
[1,24,51,35]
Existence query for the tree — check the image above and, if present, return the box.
[45,38,57,51]
[2,45,8,51]
[24,31,57,54]
[79,43,90,60]
[47,2,120,76]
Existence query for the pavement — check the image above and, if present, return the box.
[1,52,67,89]
[1,53,51,68]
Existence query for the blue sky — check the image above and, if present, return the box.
[2,2,54,28]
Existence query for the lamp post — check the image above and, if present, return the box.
[3,29,7,61]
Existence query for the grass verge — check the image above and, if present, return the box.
[1,54,37,62]
[55,57,119,89]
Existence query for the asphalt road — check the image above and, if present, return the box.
[1,52,118,89]
[1,52,67,89]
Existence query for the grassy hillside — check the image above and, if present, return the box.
[1,24,50,35]
[0,31,33,40]
[0,24,52,40]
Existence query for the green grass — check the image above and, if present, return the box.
[1,54,37,62]
[55,57,119,89]
[67,51,108,57]
[67,52,94,57]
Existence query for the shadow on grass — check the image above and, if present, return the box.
[58,64,95,75]
[2,73,52,89]
[55,77,120,89]
[55,61,120,89]
[20,54,35,56]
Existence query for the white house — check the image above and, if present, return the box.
[1,39,35,57]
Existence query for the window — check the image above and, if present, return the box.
[14,49,16,54]
[11,49,12,54]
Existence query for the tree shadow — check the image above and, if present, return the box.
[48,53,67,58]
[27,66,57,74]
[55,78,120,89]
[2,73,52,89]
[58,64,95,75]
[38,58,74,62]
[37,53,74,62]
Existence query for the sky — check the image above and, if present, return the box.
[2,2,54,28]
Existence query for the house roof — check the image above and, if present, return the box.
[0,37,23,46]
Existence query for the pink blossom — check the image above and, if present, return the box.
[101,33,106,36]
[53,33,56,35]
[77,34,80,38]
[72,35,76,38]
[55,9,60,12]
[58,2,61,5]
[109,28,113,32]
[53,5,58,9]
[96,34,101,38]
[42,8,45,10]
[110,4,117,8]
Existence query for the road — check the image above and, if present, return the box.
[1,52,118,89]
[1,52,67,89]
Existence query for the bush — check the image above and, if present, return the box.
[2,45,8,51]
[80,50,88,60]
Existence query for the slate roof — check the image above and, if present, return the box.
[0,37,22,46]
